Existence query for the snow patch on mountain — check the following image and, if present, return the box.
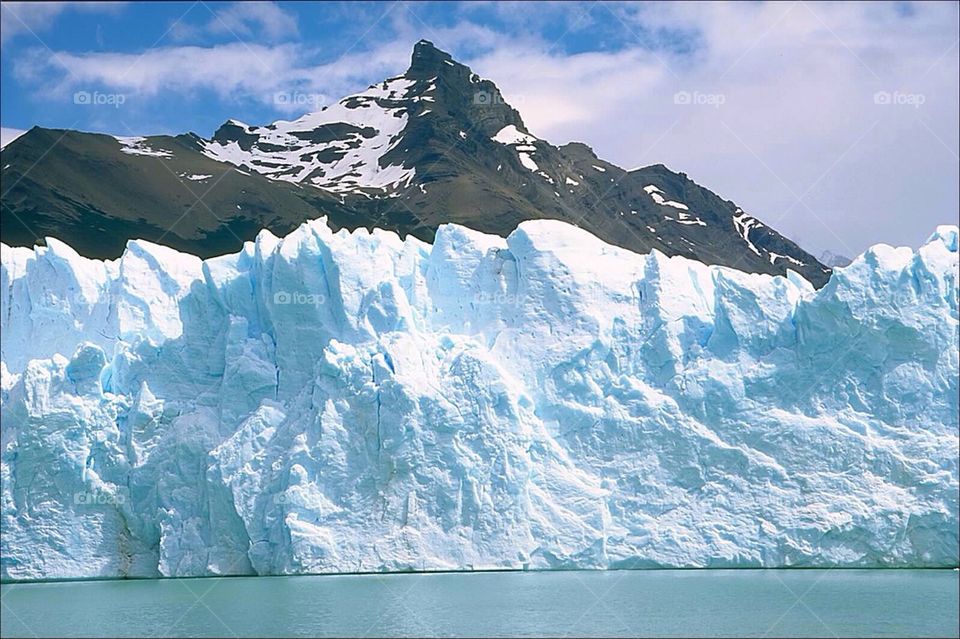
[769,251,805,267]
[733,209,764,257]
[115,137,174,158]
[644,184,692,212]
[1,218,957,581]
[491,125,548,176]
[201,77,417,194]
[492,125,538,146]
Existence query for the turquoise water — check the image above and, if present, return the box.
[1,569,957,637]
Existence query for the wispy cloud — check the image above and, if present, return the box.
[13,38,413,114]
[0,1,125,46]
[169,1,299,44]
[17,43,306,100]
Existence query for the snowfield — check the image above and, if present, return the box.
[200,77,416,193]
[1,220,957,580]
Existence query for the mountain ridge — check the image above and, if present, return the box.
[0,40,831,286]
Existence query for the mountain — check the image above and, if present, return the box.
[0,40,831,287]
[819,249,853,268]
[2,222,957,580]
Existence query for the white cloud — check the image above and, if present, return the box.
[462,2,960,255]
[0,127,28,148]
[0,2,124,45]
[168,1,299,43]
[17,43,305,99]
[210,2,298,41]
[13,39,412,115]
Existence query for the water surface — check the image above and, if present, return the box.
[2,569,957,637]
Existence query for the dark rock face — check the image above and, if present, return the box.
[0,40,830,286]
[0,128,345,259]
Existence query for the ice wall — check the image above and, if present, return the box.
[1,220,957,580]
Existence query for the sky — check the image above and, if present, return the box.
[1,1,958,258]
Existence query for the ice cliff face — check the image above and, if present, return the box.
[1,220,957,580]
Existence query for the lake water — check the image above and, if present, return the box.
[1,569,957,637]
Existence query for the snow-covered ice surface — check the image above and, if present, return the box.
[1,221,957,581]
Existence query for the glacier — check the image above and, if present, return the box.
[0,219,957,581]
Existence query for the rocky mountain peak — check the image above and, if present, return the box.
[0,40,831,287]
[408,39,456,76]
[400,41,526,136]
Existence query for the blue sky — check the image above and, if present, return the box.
[2,2,693,136]
[1,1,958,256]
